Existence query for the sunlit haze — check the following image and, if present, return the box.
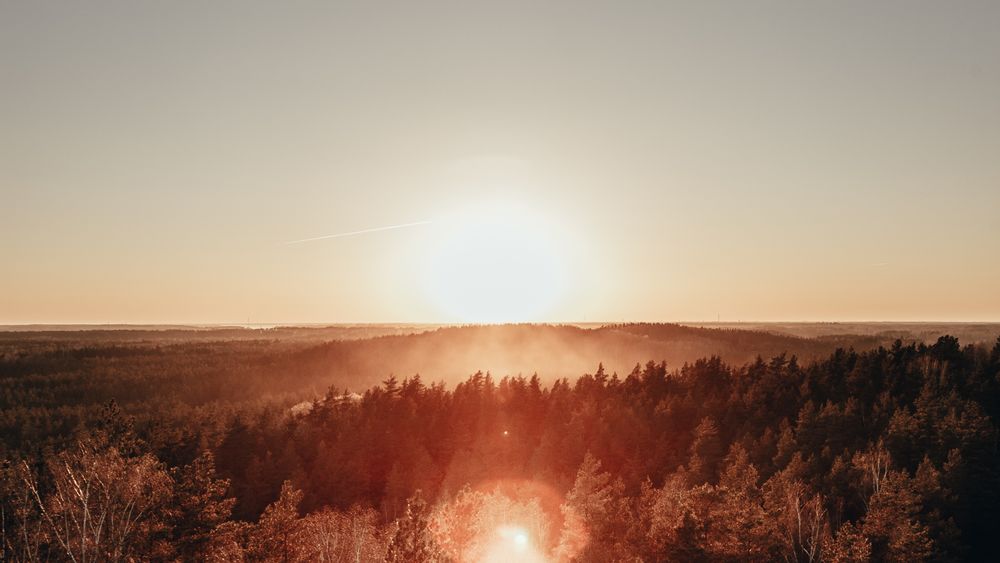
[3,1,999,324]
[6,4,1000,562]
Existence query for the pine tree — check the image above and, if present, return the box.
[386,492,441,562]
[246,481,304,562]
[688,417,723,485]
[168,451,236,559]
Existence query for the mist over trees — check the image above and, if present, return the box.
[1,328,999,561]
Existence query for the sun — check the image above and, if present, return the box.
[422,202,569,323]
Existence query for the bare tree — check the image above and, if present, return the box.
[20,443,172,563]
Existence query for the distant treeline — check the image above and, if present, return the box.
[0,323,888,453]
[1,329,998,561]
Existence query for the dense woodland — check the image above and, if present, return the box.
[0,324,884,454]
[1,326,999,561]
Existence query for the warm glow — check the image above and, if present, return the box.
[481,525,547,563]
[422,202,570,323]
[428,478,576,563]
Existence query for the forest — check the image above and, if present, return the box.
[1,325,999,561]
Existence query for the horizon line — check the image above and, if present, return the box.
[3,319,1000,329]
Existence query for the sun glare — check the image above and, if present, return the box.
[422,203,569,323]
[481,525,547,563]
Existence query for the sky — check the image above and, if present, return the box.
[2,1,999,324]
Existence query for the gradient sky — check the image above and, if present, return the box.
[2,1,999,324]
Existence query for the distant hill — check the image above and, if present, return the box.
[2,322,994,415]
[1,322,996,453]
[296,323,890,389]
[685,321,1000,344]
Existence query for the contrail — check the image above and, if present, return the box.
[283,220,432,245]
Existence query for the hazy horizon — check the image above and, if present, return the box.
[4,319,1000,329]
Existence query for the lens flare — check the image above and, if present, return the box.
[428,478,588,563]
[482,525,547,563]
